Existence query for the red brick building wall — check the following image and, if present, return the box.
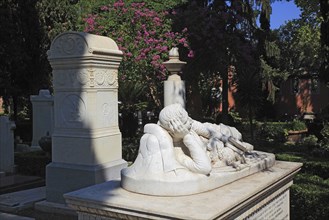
[276,77,329,117]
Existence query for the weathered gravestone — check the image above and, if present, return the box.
[30,89,54,150]
[43,31,127,204]
[0,116,16,174]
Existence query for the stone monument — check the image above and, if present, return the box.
[43,31,127,204]
[30,89,54,150]
[121,104,274,196]
[0,116,16,174]
[163,47,186,108]
[65,104,302,219]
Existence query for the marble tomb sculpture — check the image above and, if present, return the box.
[121,104,275,196]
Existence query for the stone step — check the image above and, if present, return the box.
[0,187,45,213]
[0,175,45,195]
[0,212,35,220]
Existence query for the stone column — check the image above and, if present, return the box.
[30,89,54,150]
[0,116,16,173]
[46,32,127,203]
[163,47,186,108]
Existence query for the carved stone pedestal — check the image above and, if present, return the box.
[65,161,302,220]
[44,32,127,204]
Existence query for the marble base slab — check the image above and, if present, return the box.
[0,187,45,212]
[46,159,127,203]
[65,161,302,220]
[122,151,275,196]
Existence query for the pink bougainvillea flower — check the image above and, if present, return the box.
[82,0,191,99]
[100,6,109,11]
[113,0,124,8]
[152,55,160,61]
[188,50,195,58]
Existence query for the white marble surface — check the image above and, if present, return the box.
[0,212,34,220]
[164,80,186,108]
[121,104,275,196]
[0,187,45,212]
[163,48,186,108]
[30,89,54,148]
[65,161,302,220]
[46,32,127,204]
[121,150,275,196]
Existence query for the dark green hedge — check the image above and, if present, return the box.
[15,151,51,177]
[291,174,329,220]
[275,152,329,219]
[259,122,289,142]
[276,153,329,179]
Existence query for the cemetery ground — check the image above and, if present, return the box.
[1,119,328,220]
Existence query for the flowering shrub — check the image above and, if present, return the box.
[82,1,192,106]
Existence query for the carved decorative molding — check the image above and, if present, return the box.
[102,100,117,127]
[53,68,118,89]
[51,33,88,58]
[53,70,89,88]
[60,94,86,128]
[107,69,118,87]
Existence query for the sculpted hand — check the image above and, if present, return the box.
[169,118,191,140]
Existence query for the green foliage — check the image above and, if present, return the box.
[259,122,288,142]
[275,153,304,162]
[236,70,263,115]
[302,160,329,179]
[173,0,262,120]
[229,111,243,125]
[276,153,329,179]
[277,4,322,77]
[141,0,187,12]
[15,151,51,177]
[311,123,329,157]
[258,120,306,143]
[122,136,141,162]
[37,0,79,41]
[295,0,322,27]
[80,0,191,108]
[197,72,222,118]
[291,173,329,220]
[288,119,307,131]
[302,134,319,147]
[320,123,329,145]
[0,0,80,119]
[275,148,329,219]
[259,56,288,103]
[119,80,148,113]
[246,119,329,219]
[0,0,45,104]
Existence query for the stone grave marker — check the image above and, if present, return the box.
[44,31,127,204]
[30,89,54,150]
[0,116,16,174]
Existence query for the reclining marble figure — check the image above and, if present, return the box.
[121,104,275,196]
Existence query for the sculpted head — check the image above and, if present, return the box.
[158,104,192,135]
